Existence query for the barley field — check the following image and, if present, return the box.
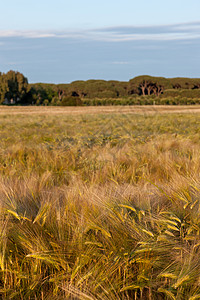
[1,106,200,299]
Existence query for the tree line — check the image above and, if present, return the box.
[1,70,200,105]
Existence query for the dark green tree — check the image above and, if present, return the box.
[0,73,9,103]
[0,70,29,104]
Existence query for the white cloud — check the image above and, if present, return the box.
[0,30,56,38]
[89,32,200,42]
[172,23,200,31]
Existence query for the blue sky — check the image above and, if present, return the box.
[0,0,200,83]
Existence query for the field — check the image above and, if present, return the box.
[1,105,200,115]
[1,106,200,299]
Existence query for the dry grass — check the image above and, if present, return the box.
[1,105,200,115]
[0,108,200,299]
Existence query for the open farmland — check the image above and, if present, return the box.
[1,106,200,299]
[1,105,200,115]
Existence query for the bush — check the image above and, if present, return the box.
[60,96,82,106]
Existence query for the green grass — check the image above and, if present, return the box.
[1,110,200,299]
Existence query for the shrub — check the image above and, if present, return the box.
[60,96,82,106]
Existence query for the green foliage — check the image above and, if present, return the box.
[0,70,29,104]
[60,96,82,106]
[169,77,200,89]
[30,75,200,106]
[1,71,200,106]
[28,83,57,105]
[128,75,172,96]
[163,89,200,99]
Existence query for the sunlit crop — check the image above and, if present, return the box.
[0,107,200,299]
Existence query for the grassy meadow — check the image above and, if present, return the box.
[1,106,200,299]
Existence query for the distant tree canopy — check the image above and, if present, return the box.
[168,78,200,90]
[1,70,200,105]
[0,70,29,104]
[128,76,172,96]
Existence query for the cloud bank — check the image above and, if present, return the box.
[0,22,200,42]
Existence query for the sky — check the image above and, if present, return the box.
[0,0,200,83]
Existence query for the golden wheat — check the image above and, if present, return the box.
[0,108,199,299]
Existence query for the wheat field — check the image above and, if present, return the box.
[0,107,200,299]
